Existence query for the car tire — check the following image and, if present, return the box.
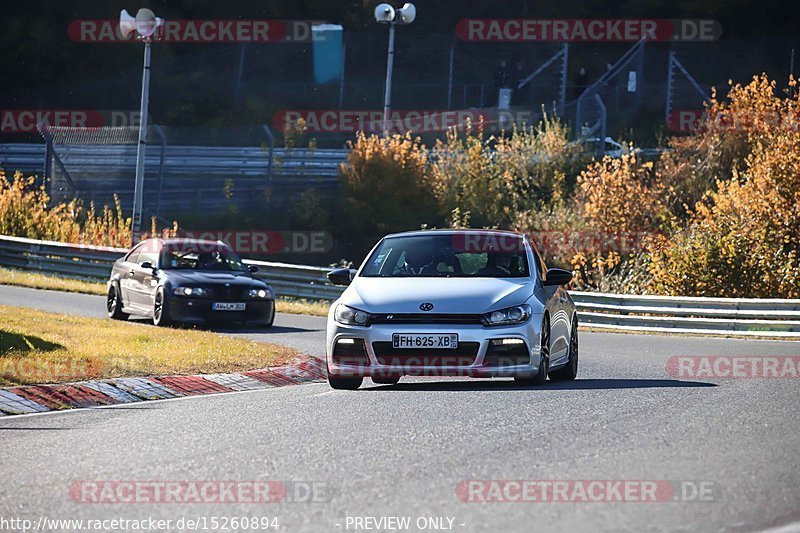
[327,364,363,390]
[550,317,578,381]
[515,315,550,386]
[107,284,128,320]
[152,287,173,327]
[372,376,401,385]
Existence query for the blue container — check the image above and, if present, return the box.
[312,24,344,84]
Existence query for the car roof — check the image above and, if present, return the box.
[132,238,230,251]
[158,238,227,247]
[384,228,525,239]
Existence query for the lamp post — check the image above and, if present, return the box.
[374,3,416,134]
[119,8,163,235]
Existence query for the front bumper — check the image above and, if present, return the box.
[326,319,542,378]
[167,297,275,325]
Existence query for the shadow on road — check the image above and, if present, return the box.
[212,325,316,335]
[363,378,717,392]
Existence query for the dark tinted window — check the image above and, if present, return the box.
[361,234,529,278]
[159,246,247,272]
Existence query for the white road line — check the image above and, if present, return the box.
[758,521,800,533]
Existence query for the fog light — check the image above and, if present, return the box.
[491,338,525,346]
[337,338,356,344]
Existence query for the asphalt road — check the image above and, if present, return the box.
[1,284,799,533]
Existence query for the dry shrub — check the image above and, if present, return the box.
[0,169,176,247]
[337,132,438,256]
[431,115,585,229]
[576,151,665,232]
[649,75,800,297]
[562,152,665,290]
[513,201,584,269]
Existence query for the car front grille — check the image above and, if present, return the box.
[369,314,484,325]
[371,342,480,366]
[211,286,248,300]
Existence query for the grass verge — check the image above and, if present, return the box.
[0,304,299,387]
[0,266,331,317]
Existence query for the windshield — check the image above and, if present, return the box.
[159,247,248,272]
[360,234,529,278]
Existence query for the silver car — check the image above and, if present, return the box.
[325,229,578,389]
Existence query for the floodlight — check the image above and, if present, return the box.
[118,9,136,39]
[396,3,416,24]
[374,3,395,23]
[135,8,163,38]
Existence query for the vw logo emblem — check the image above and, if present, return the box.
[419,302,434,311]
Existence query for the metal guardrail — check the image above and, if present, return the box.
[571,291,800,337]
[0,142,346,214]
[0,234,344,302]
[0,143,345,180]
[0,234,798,337]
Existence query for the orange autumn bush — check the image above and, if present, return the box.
[0,169,176,247]
[649,75,800,297]
[565,151,666,290]
[337,131,438,257]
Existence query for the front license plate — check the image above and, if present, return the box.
[392,333,458,349]
[213,302,246,311]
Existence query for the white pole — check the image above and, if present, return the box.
[382,22,396,134]
[132,40,151,235]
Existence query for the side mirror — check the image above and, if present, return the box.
[542,267,573,286]
[139,261,156,273]
[248,265,259,273]
[327,268,353,286]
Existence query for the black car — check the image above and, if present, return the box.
[106,238,275,327]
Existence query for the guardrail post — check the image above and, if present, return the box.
[261,124,275,187]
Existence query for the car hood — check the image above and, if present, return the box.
[343,277,533,314]
[161,270,263,287]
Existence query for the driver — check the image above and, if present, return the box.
[198,251,224,269]
[399,245,438,276]
[479,253,514,276]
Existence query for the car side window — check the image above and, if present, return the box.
[138,250,158,267]
[126,248,141,264]
[529,243,547,279]
[536,251,547,278]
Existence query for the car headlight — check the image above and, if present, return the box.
[248,288,273,299]
[334,304,371,326]
[483,304,532,326]
[173,287,208,297]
